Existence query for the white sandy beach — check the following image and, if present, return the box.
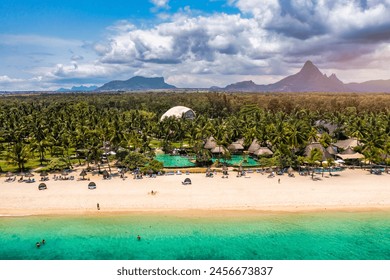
[0,169,389,216]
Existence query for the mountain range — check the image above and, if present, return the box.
[58,61,390,93]
[57,85,98,92]
[96,76,176,91]
[220,60,390,93]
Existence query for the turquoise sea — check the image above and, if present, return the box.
[1,211,390,260]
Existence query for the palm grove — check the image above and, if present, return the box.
[0,92,389,172]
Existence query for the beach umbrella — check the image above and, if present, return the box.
[38,183,47,190]
[6,172,14,178]
[40,171,48,177]
[79,169,87,179]
[88,182,97,189]
[102,170,109,179]
[287,167,294,175]
[61,170,69,176]
[25,172,34,178]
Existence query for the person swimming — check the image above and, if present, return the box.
[137,235,141,241]
[42,239,45,245]
[36,242,40,248]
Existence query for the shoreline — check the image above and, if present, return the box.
[2,205,390,218]
[1,169,389,217]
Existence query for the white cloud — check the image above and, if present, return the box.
[97,13,279,73]
[2,1,390,90]
[150,0,170,11]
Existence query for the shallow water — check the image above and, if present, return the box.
[1,211,389,260]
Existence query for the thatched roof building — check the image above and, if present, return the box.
[304,142,333,161]
[248,139,261,154]
[335,147,364,160]
[228,142,244,152]
[333,138,359,150]
[253,147,273,157]
[211,146,226,154]
[326,145,337,155]
[336,152,364,160]
[204,136,217,150]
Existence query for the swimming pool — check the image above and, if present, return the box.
[155,154,259,168]
[155,154,196,168]
[314,167,345,173]
[213,155,259,167]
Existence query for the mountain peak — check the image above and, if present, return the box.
[299,60,322,76]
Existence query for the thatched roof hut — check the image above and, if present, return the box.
[253,147,273,157]
[341,147,356,155]
[204,136,217,150]
[211,146,226,154]
[336,149,364,160]
[248,139,261,154]
[326,145,337,155]
[304,142,333,161]
[333,138,359,150]
[228,142,244,151]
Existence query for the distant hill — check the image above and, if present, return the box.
[223,61,349,92]
[346,79,390,93]
[96,76,176,91]
[57,85,98,92]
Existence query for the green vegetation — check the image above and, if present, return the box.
[0,92,389,172]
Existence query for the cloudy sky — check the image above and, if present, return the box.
[1,0,390,91]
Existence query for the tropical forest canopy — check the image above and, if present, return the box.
[0,92,389,171]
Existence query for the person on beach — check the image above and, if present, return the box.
[97,203,100,210]
[278,178,280,184]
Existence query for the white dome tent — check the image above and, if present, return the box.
[160,106,196,121]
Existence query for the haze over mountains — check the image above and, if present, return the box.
[96,76,176,91]
[220,61,390,93]
[57,61,390,93]
[57,85,98,92]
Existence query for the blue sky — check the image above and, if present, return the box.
[1,0,390,90]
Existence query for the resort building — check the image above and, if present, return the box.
[204,136,217,150]
[248,139,273,158]
[228,139,245,153]
[304,142,333,161]
[332,138,359,151]
[335,147,364,162]
[160,106,196,121]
